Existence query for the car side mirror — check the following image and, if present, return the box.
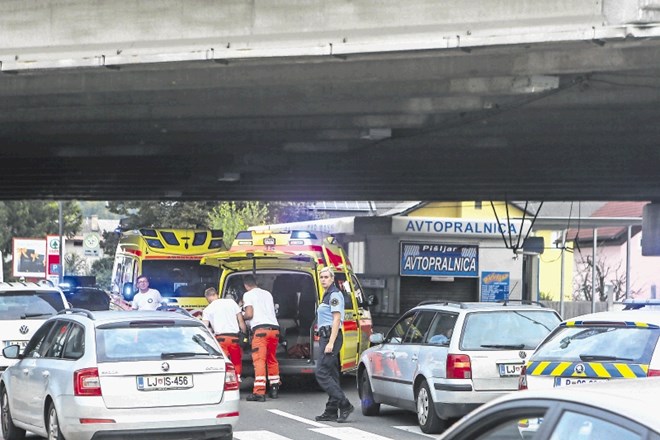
[122,282,136,301]
[369,333,384,345]
[367,294,379,307]
[3,345,20,359]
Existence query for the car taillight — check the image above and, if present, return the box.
[74,368,101,396]
[518,365,528,390]
[648,369,660,377]
[224,363,239,391]
[446,354,471,379]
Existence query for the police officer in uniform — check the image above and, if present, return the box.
[314,267,354,422]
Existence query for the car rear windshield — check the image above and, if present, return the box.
[96,321,223,362]
[461,310,561,351]
[67,288,110,311]
[0,291,66,319]
[532,324,660,363]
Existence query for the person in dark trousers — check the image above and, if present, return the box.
[314,267,354,423]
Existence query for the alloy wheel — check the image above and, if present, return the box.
[416,386,429,425]
[1,392,9,434]
[48,406,59,440]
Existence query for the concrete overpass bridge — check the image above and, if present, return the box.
[2,0,660,203]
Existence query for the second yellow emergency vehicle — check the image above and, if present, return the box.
[200,229,373,378]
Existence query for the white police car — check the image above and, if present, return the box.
[520,310,660,390]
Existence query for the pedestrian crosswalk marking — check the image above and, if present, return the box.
[234,430,292,439]
[310,426,395,440]
[393,425,442,438]
[268,409,329,428]
[235,425,433,439]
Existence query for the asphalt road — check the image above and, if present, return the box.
[7,375,443,440]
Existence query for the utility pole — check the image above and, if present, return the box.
[58,201,63,284]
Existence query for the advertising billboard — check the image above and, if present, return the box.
[400,242,479,277]
[12,238,47,278]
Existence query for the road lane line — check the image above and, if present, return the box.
[393,425,442,438]
[268,409,330,427]
[311,426,395,440]
[234,430,292,439]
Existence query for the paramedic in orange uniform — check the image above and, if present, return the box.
[202,287,247,382]
[242,274,281,401]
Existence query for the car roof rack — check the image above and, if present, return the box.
[416,300,468,309]
[58,308,95,320]
[498,299,546,308]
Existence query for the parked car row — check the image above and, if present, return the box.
[358,298,660,436]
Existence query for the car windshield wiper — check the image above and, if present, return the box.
[481,344,526,349]
[192,334,222,356]
[513,311,553,332]
[559,328,610,349]
[579,354,635,362]
[20,312,53,319]
[161,352,210,359]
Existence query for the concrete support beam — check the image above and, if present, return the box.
[0,0,654,70]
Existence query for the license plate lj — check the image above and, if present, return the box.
[136,374,194,391]
[498,363,523,377]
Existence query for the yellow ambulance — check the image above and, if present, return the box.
[111,228,224,314]
[200,229,373,378]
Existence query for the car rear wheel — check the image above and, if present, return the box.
[358,371,380,416]
[1,389,25,440]
[416,379,446,434]
[47,402,64,440]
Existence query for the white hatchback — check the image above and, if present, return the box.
[0,309,239,440]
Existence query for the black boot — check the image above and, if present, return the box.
[315,410,338,421]
[337,402,354,423]
[268,384,280,399]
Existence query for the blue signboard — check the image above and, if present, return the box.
[400,242,478,277]
[481,271,510,302]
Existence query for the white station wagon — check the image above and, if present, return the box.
[358,300,561,434]
[0,309,239,440]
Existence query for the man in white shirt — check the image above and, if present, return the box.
[202,287,247,381]
[242,274,280,401]
[131,275,165,311]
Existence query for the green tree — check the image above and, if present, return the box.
[91,257,114,290]
[209,202,270,245]
[65,252,89,276]
[100,229,120,259]
[107,201,217,230]
[269,202,325,223]
[0,201,81,281]
[79,201,121,219]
